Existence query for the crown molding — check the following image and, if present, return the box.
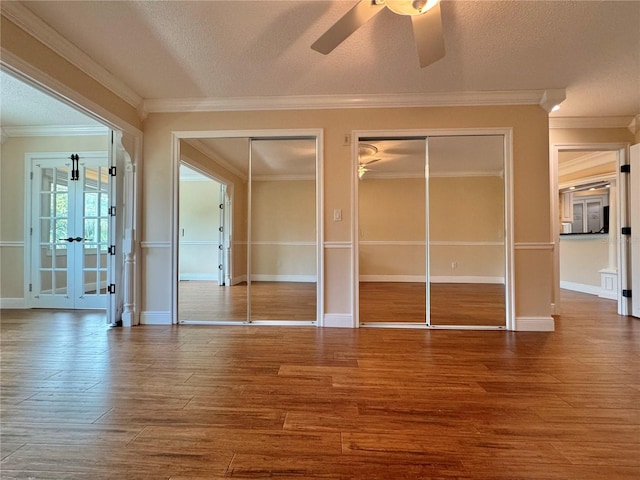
[627,114,640,135]
[549,116,636,129]
[144,89,558,114]
[558,150,617,177]
[184,139,248,182]
[2,125,109,137]
[1,2,142,109]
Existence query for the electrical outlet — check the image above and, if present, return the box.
[451,261,457,269]
[333,208,342,222]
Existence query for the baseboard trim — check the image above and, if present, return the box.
[560,281,602,297]
[515,316,555,332]
[0,298,26,309]
[359,275,504,284]
[179,274,219,281]
[251,274,316,283]
[231,275,247,285]
[323,313,354,328]
[140,310,172,325]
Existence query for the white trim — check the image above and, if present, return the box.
[560,281,603,297]
[179,274,218,281]
[0,241,24,247]
[1,2,142,109]
[514,242,554,250]
[432,276,504,284]
[179,240,218,246]
[558,150,617,177]
[515,316,555,332]
[140,311,173,325]
[250,241,315,247]
[323,241,352,249]
[360,240,504,247]
[251,274,316,283]
[627,114,640,135]
[359,275,504,283]
[360,275,425,283]
[252,174,315,182]
[2,125,109,137]
[365,170,503,180]
[0,298,26,309]
[140,241,171,248]
[360,322,506,330]
[144,90,557,114]
[549,116,636,130]
[323,313,354,328]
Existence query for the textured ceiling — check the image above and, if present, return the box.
[0,71,100,127]
[17,0,640,118]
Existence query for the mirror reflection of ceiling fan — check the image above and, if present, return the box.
[311,0,445,68]
[358,143,381,178]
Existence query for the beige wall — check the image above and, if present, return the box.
[143,105,551,321]
[0,135,108,299]
[358,176,504,281]
[251,180,316,279]
[179,179,220,279]
[560,236,609,287]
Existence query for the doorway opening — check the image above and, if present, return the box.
[551,143,633,317]
[354,130,513,329]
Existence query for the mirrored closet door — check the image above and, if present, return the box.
[177,136,318,324]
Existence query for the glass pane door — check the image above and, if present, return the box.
[31,154,109,310]
[75,162,110,309]
[34,164,73,308]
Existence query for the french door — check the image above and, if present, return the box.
[30,153,110,309]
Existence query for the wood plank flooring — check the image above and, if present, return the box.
[1,290,639,479]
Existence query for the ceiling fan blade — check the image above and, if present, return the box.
[411,2,445,68]
[364,158,381,165]
[311,0,385,54]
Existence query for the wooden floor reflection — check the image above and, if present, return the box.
[359,282,505,327]
[178,281,316,322]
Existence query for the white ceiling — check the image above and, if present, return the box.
[11,0,640,119]
[0,70,100,127]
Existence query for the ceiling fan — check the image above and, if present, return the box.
[311,0,445,68]
[358,143,381,178]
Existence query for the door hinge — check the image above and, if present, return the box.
[111,131,114,143]
[29,283,32,292]
[30,171,33,180]
[621,227,631,235]
[621,164,631,173]
[30,227,33,236]
[108,245,116,255]
[108,284,116,294]
[109,166,116,176]
[622,289,632,298]
[109,206,116,216]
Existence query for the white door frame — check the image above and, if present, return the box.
[171,129,325,326]
[551,143,631,316]
[352,128,515,330]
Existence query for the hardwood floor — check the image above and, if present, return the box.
[1,290,639,479]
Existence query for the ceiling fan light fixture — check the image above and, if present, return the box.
[384,0,440,16]
[358,164,367,179]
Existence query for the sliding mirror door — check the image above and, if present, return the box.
[427,135,506,328]
[249,138,317,323]
[178,138,248,323]
[358,139,427,325]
